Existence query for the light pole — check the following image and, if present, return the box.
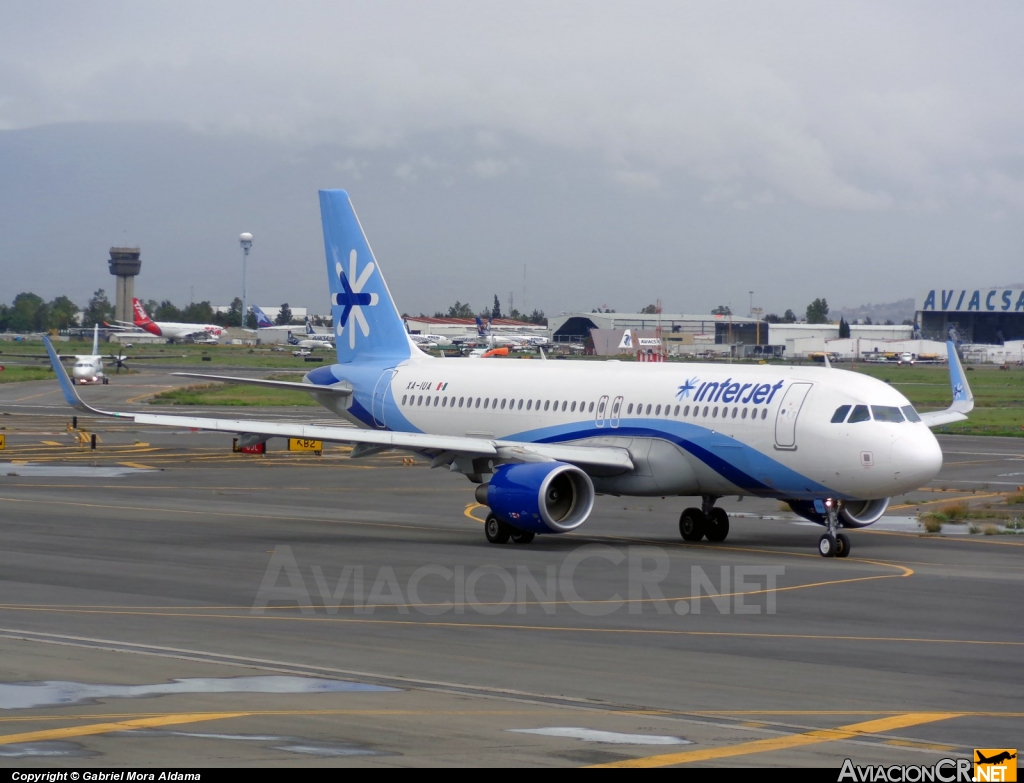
[239,233,253,330]
[749,291,754,317]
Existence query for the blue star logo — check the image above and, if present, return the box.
[953,382,964,400]
[332,249,379,348]
[676,377,699,400]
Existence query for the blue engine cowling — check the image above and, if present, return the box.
[475,462,595,534]
[787,498,890,528]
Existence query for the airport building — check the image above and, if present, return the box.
[917,288,1024,344]
[550,312,766,350]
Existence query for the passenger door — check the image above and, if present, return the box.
[774,382,812,450]
[609,396,623,428]
[371,369,397,429]
[595,395,610,428]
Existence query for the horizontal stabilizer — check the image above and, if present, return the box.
[172,372,352,395]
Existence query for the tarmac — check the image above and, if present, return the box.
[0,372,1021,767]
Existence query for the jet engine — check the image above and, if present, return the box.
[475,462,595,534]
[787,498,890,528]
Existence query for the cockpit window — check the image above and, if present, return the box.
[847,405,870,423]
[871,405,905,423]
[831,405,851,423]
[901,405,922,423]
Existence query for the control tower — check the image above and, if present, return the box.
[108,247,142,325]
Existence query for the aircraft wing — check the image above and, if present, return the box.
[103,321,139,331]
[172,372,352,395]
[43,338,632,471]
[919,341,974,428]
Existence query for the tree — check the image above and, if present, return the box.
[181,301,215,324]
[526,309,547,325]
[153,300,182,321]
[491,295,502,319]
[7,292,46,332]
[763,313,782,324]
[216,297,243,327]
[82,289,115,327]
[838,316,851,338]
[639,303,659,314]
[783,309,798,323]
[711,305,732,316]
[48,295,79,330]
[445,301,474,318]
[275,303,293,326]
[245,307,258,330]
[806,298,830,324]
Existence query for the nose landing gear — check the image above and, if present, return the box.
[818,499,851,558]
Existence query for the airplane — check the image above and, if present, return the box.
[976,751,1016,765]
[43,189,973,558]
[70,325,110,385]
[286,323,334,351]
[110,299,226,343]
[473,317,544,349]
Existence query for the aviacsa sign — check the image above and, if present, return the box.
[920,289,1024,312]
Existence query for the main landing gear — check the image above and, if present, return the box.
[817,499,851,558]
[678,496,730,543]
[484,513,535,545]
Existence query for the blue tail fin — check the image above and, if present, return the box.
[305,316,315,335]
[252,305,274,329]
[319,190,412,364]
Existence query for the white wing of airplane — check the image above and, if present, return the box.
[43,339,632,472]
[918,341,974,427]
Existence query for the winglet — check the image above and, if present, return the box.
[43,337,123,418]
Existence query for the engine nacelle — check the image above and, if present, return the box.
[475,462,595,534]
[787,498,890,528]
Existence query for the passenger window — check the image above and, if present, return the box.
[484,398,490,409]
[628,403,634,414]
[527,399,532,410]
[741,408,747,419]
[475,398,481,408]
[732,407,738,418]
[831,405,851,423]
[646,404,652,415]
[848,405,870,423]
[518,399,524,410]
[417,395,423,405]
[703,406,709,417]
[871,405,905,423]
[683,405,689,416]
[712,407,718,418]
[562,401,567,411]
[761,409,767,420]
[589,402,594,413]
[654,404,660,415]
[544,401,550,411]
[501,399,506,409]
[553,401,559,411]
[674,405,680,416]
[751,407,756,418]
[721,407,727,418]
[402,395,407,404]
[901,405,922,423]
[434,396,440,406]
[442,397,447,407]
[571,401,577,412]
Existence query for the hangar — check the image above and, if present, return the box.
[918,288,1024,344]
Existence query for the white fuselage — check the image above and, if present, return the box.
[72,356,104,383]
[332,359,943,503]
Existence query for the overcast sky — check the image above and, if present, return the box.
[2,1,1023,318]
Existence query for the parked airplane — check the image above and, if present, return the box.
[110,299,226,342]
[287,321,334,351]
[476,317,549,347]
[251,304,276,329]
[44,190,973,558]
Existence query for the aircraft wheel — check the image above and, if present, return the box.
[818,534,836,557]
[836,533,851,558]
[679,508,706,541]
[70,378,76,385]
[510,530,535,544]
[485,514,511,544]
[102,377,109,385]
[705,508,730,542]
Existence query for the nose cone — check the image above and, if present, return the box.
[891,430,943,493]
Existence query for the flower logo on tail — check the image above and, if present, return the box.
[333,249,379,349]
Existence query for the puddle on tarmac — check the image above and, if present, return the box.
[118,729,389,758]
[0,675,397,709]
[0,741,98,758]
[0,462,154,478]
[508,727,692,745]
